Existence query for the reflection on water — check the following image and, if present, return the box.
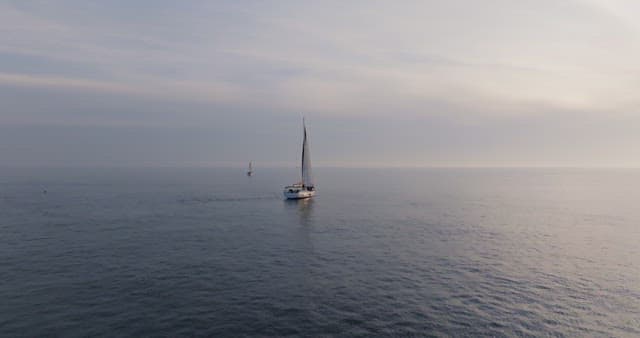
[284,197,315,226]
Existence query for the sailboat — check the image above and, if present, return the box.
[247,161,253,176]
[283,118,315,199]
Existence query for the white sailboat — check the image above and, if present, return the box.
[247,161,253,176]
[284,118,316,199]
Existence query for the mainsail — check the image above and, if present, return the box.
[301,119,313,187]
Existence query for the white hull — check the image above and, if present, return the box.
[284,187,315,199]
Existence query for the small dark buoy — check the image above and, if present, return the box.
[43,190,47,194]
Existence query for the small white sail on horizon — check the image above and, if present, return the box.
[247,161,253,176]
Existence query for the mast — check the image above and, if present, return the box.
[301,120,305,183]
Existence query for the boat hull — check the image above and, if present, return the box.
[283,189,315,199]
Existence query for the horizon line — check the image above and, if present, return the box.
[2,164,640,170]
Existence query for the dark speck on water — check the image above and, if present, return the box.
[1,167,639,336]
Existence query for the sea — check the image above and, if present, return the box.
[1,167,639,337]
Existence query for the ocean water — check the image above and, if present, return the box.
[1,167,639,337]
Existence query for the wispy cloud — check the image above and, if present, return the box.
[2,0,640,166]
[4,1,640,118]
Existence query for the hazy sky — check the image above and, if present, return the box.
[2,0,640,167]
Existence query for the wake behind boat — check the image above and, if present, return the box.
[284,118,315,199]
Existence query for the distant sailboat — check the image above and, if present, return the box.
[247,161,253,176]
[284,118,315,199]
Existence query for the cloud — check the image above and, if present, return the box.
[0,72,253,107]
[2,1,640,166]
[2,0,640,120]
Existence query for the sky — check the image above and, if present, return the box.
[1,0,640,167]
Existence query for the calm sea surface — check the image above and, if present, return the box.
[1,167,639,337]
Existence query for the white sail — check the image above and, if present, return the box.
[301,119,313,186]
